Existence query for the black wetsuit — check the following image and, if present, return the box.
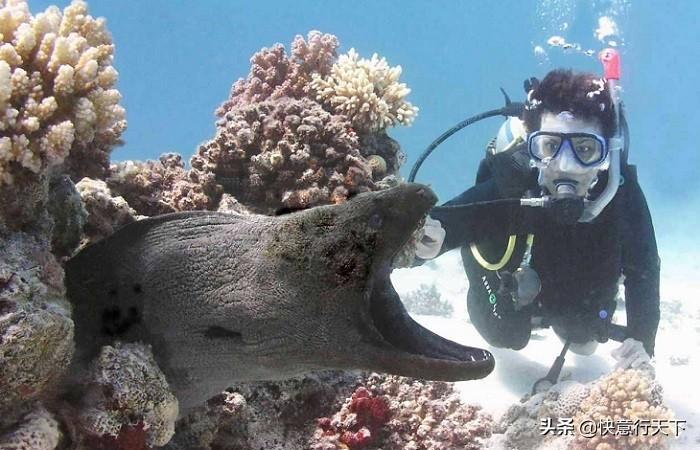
[426,145,660,356]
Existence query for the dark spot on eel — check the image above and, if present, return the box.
[204,326,243,340]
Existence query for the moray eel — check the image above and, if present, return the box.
[66,183,494,411]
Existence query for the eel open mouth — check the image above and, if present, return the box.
[360,272,495,381]
[357,184,495,381]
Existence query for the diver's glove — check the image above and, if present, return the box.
[611,338,652,370]
[415,216,446,259]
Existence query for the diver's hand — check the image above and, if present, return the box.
[611,338,651,370]
[415,216,446,260]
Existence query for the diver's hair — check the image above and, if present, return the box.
[523,69,615,138]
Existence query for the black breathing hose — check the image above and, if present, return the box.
[430,198,522,212]
[407,89,525,184]
[408,108,505,183]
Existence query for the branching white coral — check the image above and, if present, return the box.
[311,48,418,132]
[0,0,126,184]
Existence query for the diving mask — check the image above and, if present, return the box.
[528,131,607,166]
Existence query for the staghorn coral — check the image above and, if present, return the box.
[70,342,179,450]
[0,405,63,450]
[401,283,454,317]
[311,373,493,450]
[0,0,126,185]
[106,153,222,216]
[75,177,138,245]
[192,96,374,214]
[311,48,419,133]
[217,30,339,113]
[571,368,676,450]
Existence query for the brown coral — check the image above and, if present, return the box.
[75,177,138,245]
[70,343,179,449]
[107,153,222,216]
[192,96,373,214]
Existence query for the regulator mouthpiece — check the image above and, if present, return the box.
[548,194,585,225]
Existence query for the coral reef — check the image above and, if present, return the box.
[75,177,138,245]
[311,48,419,133]
[489,369,677,450]
[2,15,421,449]
[106,153,221,216]
[401,283,454,317]
[0,0,126,187]
[0,5,124,438]
[105,32,414,215]
[0,405,63,450]
[571,369,675,450]
[311,385,391,449]
[310,373,493,450]
[68,342,179,450]
[168,372,492,450]
[192,96,373,213]
[165,371,359,450]
[185,31,412,213]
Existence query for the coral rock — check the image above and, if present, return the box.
[0,405,62,450]
[0,228,74,419]
[571,369,676,450]
[75,177,138,244]
[311,373,492,450]
[47,174,87,256]
[71,343,179,449]
[166,371,358,450]
[107,153,222,216]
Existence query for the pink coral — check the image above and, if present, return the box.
[192,97,373,214]
[217,30,339,113]
[310,374,492,450]
[312,385,391,449]
[107,153,221,216]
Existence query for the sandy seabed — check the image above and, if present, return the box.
[392,249,700,449]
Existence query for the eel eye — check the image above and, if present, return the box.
[368,212,383,229]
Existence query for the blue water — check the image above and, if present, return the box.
[33,0,700,266]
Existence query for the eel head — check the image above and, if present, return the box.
[268,183,495,381]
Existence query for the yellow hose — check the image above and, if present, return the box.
[470,234,534,271]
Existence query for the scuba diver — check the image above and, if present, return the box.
[412,67,660,376]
